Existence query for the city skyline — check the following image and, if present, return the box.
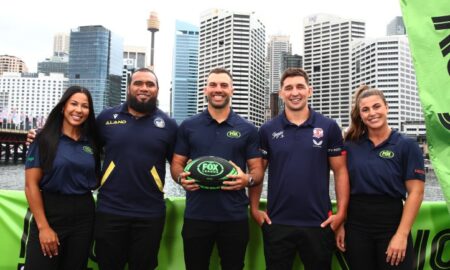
[1,0,403,111]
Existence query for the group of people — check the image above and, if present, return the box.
[24,67,425,270]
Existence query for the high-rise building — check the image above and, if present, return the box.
[68,25,123,115]
[386,16,406,36]
[267,53,303,119]
[304,14,365,128]
[38,56,68,77]
[121,46,147,103]
[53,32,70,57]
[0,72,67,120]
[282,53,303,71]
[198,9,266,127]
[0,55,28,75]
[171,20,199,124]
[266,36,291,120]
[267,35,291,94]
[352,35,423,132]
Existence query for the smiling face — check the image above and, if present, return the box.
[204,72,233,109]
[127,70,159,114]
[62,92,89,128]
[279,75,312,112]
[359,94,389,131]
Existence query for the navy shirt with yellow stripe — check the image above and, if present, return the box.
[259,108,344,227]
[175,109,261,221]
[25,135,97,195]
[96,103,178,218]
[345,130,425,199]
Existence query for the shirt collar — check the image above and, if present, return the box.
[361,129,400,147]
[280,106,316,128]
[202,108,236,127]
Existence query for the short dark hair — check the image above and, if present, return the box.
[280,68,309,87]
[208,67,233,81]
[128,67,159,88]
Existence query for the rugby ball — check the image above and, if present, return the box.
[184,156,238,189]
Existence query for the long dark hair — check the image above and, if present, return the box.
[345,85,388,142]
[37,86,101,178]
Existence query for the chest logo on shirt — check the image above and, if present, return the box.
[272,130,284,139]
[227,130,241,138]
[379,150,395,159]
[154,117,165,128]
[82,146,94,155]
[313,128,323,139]
[113,113,118,119]
[312,128,324,148]
[105,119,127,125]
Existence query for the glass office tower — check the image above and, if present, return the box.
[171,20,199,124]
[68,25,123,114]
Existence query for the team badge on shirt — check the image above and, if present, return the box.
[312,128,323,148]
[154,117,165,128]
[313,128,323,138]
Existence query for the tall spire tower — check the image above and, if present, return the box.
[147,11,160,70]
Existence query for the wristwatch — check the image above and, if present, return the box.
[177,174,183,185]
[247,175,255,187]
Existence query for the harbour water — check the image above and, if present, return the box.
[0,162,445,201]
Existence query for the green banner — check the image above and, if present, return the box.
[400,0,450,213]
[0,190,449,269]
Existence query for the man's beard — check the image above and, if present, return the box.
[206,96,230,109]
[127,94,157,114]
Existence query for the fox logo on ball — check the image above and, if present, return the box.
[197,161,224,177]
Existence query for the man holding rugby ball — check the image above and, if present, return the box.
[171,67,264,270]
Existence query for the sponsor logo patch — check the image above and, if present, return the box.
[379,150,395,159]
[227,130,241,138]
[272,131,284,139]
[82,146,93,155]
[106,120,127,125]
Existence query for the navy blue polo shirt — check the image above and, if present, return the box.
[25,135,97,195]
[96,103,178,218]
[259,108,344,227]
[175,109,261,221]
[345,130,425,199]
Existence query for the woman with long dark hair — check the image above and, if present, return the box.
[24,86,100,270]
[338,85,425,269]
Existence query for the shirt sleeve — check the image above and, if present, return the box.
[327,121,344,157]
[174,121,190,157]
[403,138,426,182]
[259,125,269,160]
[25,142,41,169]
[245,125,262,160]
[165,120,178,163]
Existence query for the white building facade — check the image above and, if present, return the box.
[351,35,423,131]
[197,9,266,127]
[0,72,67,123]
[304,14,365,128]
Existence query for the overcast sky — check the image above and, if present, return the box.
[1,0,402,111]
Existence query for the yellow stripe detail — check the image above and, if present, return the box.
[100,161,115,186]
[150,166,164,192]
